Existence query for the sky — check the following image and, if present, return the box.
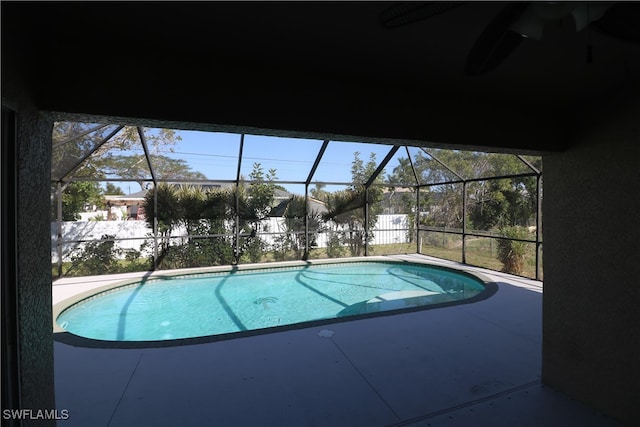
[127,129,415,194]
[72,124,539,195]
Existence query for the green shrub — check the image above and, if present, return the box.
[241,237,266,263]
[121,248,152,272]
[65,235,153,276]
[326,232,346,258]
[496,226,529,275]
[68,234,120,276]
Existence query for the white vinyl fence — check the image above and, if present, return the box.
[51,214,410,262]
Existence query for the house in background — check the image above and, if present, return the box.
[269,189,329,218]
[102,183,232,221]
[104,191,146,221]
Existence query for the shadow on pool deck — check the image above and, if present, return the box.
[53,256,621,427]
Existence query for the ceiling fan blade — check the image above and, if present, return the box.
[379,2,464,29]
[464,3,530,76]
[590,3,640,43]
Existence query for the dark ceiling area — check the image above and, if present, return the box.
[4,2,640,153]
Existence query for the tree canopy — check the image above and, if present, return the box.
[142,162,279,267]
[52,122,205,220]
[52,122,183,182]
[385,149,540,231]
[322,151,384,256]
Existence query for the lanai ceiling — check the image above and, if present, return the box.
[4,2,640,152]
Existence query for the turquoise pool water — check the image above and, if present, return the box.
[57,262,486,342]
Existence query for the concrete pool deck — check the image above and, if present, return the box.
[52,255,621,426]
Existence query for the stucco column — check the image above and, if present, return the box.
[542,90,639,426]
[16,108,56,425]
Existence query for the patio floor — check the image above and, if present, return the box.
[53,255,620,427]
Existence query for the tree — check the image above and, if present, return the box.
[201,187,235,265]
[386,149,539,231]
[468,179,509,230]
[466,154,538,230]
[235,163,278,262]
[142,163,279,267]
[418,150,473,229]
[273,195,322,261]
[496,226,530,275]
[105,183,125,195]
[351,151,385,234]
[310,182,328,201]
[142,183,181,257]
[51,181,103,221]
[246,163,278,222]
[385,150,462,229]
[323,152,383,256]
[52,122,183,182]
[170,185,216,268]
[52,122,204,220]
[142,183,239,268]
[385,155,432,242]
[100,154,206,190]
[175,184,207,236]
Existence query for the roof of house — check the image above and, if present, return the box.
[269,197,328,217]
[104,190,147,203]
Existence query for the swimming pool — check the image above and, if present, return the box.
[55,260,491,344]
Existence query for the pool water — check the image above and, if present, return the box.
[57,262,486,342]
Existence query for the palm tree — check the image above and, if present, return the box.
[322,188,368,256]
[277,195,322,260]
[142,183,180,255]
